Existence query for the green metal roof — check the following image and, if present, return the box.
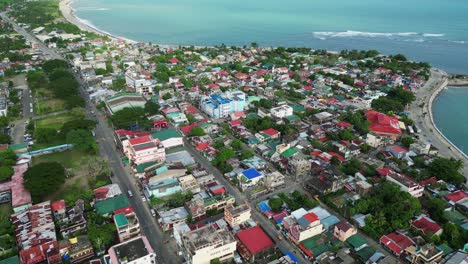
[94,195,130,215]
[114,213,129,228]
[151,128,181,141]
[346,234,367,249]
[281,148,297,158]
[135,161,158,173]
[285,115,300,122]
[0,256,19,264]
[356,247,375,261]
[8,143,28,151]
[438,243,453,255]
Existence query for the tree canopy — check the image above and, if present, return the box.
[111,107,151,130]
[66,129,97,153]
[24,162,66,203]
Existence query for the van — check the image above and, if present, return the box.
[150,209,156,217]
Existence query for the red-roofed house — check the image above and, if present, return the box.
[51,200,66,219]
[444,190,468,204]
[366,110,402,139]
[236,226,275,262]
[336,121,351,129]
[235,72,249,80]
[386,145,409,159]
[229,119,242,127]
[411,214,443,236]
[0,163,32,212]
[282,211,323,244]
[376,167,393,177]
[328,152,345,163]
[380,232,415,256]
[168,58,179,64]
[261,128,280,139]
[122,135,165,165]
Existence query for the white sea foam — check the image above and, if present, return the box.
[312,30,419,38]
[423,33,445,37]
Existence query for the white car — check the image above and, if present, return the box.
[127,190,133,197]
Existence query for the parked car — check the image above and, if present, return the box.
[150,209,156,217]
[127,190,133,197]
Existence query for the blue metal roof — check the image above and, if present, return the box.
[242,168,262,179]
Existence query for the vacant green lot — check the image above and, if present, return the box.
[35,111,83,130]
[32,149,88,169]
[35,98,66,115]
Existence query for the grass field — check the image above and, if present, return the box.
[32,149,88,169]
[0,203,12,215]
[35,98,66,115]
[35,112,81,130]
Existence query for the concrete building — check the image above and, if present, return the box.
[405,244,443,264]
[59,236,94,264]
[151,128,183,149]
[181,225,237,264]
[264,171,285,190]
[0,97,7,116]
[122,135,165,166]
[108,236,157,264]
[178,175,201,194]
[236,226,275,263]
[386,172,424,198]
[125,72,154,95]
[333,221,357,242]
[283,211,323,244]
[270,105,293,119]
[237,168,264,191]
[224,203,251,228]
[200,91,246,119]
[114,206,141,242]
[105,93,146,115]
[158,207,189,231]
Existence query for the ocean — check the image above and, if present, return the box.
[71,0,468,154]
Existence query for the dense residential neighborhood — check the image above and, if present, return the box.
[0,1,466,264]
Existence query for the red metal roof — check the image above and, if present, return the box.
[366,110,402,135]
[0,163,32,208]
[51,200,65,212]
[196,142,210,151]
[20,241,58,264]
[114,206,134,215]
[229,119,242,126]
[336,121,351,128]
[236,226,274,255]
[128,135,152,146]
[390,145,408,153]
[303,212,319,223]
[328,152,345,162]
[445,190,468,203]
[411,215,441,234]
[376,167,392,177]
[168,58,179,64]
[380,232,414,255]
[261,128,280,137]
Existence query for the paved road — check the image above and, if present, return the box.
[409,68,468,178]
[1,13,181,263]
[182,138,310,263]
[9,74,32,144]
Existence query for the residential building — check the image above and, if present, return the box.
[270,105,293,119]
[283,211,323,244]
[11,201,60,264]
[405,244,444,264]
[179,175,200,194]
[288,154,309,176]
[186,197,206,221]
[59,236,94,264]
[224,203,251,228]
[181,225,237,264]
[94,195,130,216]
[108,236,157,264]
[114,206,140,242]
[380,231,415,257]
[122,135,166,165]
[104,93,146,115]
[53,200,87,239]
[200,91,246,118]
[236,226,275,263]
[93,184,123,202]
[334,221,357,242]
[204,194,235,211]
[145,178,183,198]
[264,171,285,190]
[151,128,183,149]
[158,207,189,231]
[238,168,264,191]
[411,214,443,236]
[386,172,424,198]
[125,72,154,94]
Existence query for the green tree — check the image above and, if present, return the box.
[0,166,13,182]
[189,127,205,137]
[360,143,371,153]
[23,162,66,203]
[144,100,160,115]
[111,107,151,130]
[42,59,68,74]
[240,150,255,160]
[426,157,465,185]
[401,137,415,148]
[66,129,97,153]
[94,68,107,75]
[231,139,243,151]
[0,134,11,144]
[268,197,283,212]
[35,127,58,143]
[162,93,172,100]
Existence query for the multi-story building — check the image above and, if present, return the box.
[200,91,246,119]
[224,203,251,228]
[270,105,293,119]
[114,206,140,242]
[11,201,61,264]
[125,72,154,95]
[386,172,424,198]
[181,225,237,264]
[52,200,87,239]
[264,171,285,190]
[179,175,201,194]
[122,135,165,166]
[107,236,157,264]
[60,236,94,263]
[283,211,323,244]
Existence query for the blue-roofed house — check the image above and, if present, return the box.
[199,91,246,119]
[238,168,263,190]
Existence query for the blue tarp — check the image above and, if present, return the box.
[286,252,299,263]
[243,168,262,179]
[258,201,271,212]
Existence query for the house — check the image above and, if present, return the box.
[53,200,87,239]
[59,236,94,264]
[94,195,130,216]
[186,197,206,221]
[270,105,293,119]
[107,236,156,264]
[386,172,424,198]
[224,203,251,228]
[411,214,443,236]
[366,110,402,140]
[114,206,141,242]
[444,191,468,205]
[93,184,123,202]
[380,231,415,256]
[238,168,264,190]
[264,171,285,190]
[334,221,357,242]
[158,207,189,231]
[150,128,183,149]
[178,175,200,194]
[405,244,444,264]
[181,225,237,264]
[283,211,323,244]
[386,145,409,159]
[255,128,281,142]
[0,163,32,213]
[236,226,275,263]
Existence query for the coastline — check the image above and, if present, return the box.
[59,0,137,43]
[410,69,468,178]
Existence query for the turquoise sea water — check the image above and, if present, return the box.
[72,0,468,154]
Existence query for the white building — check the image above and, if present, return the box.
[107,236,157,264]
[125,72,154,94]
[224,203,251,228]
[182,225,237,264]
[270,105,293,119]
[386,173,424,198]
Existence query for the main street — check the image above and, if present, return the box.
[1,13,182,264]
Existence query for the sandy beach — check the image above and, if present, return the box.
[409,69,468,178]
[58,0,136,43]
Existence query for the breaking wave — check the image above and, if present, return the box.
[312,30,449,42]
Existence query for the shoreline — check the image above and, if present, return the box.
[410,69,468,177]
